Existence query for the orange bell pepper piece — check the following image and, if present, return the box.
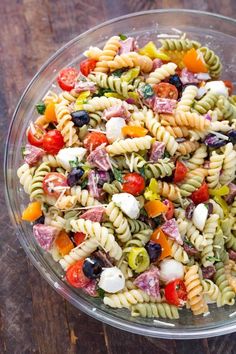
[55,230,74,256]
[151,228,171,260]
[183,48,208,73]
[144,200,168,218]
[44,102,57,123]
[122,126,148,138]
[22,201,42,222]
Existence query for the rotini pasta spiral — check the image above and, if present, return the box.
[95,36,121,73]
[88,72,134,98]
[219,143,236,185]
[144,158,175,179]
[108,52,153,73]
[106,136,153,156]
[179,175,203,197]
[177,140,200,156]
[42,154,60,168]
[157,181,180,201]
[17,163,36,194]
[198,47,222,79]
[55,195,77,210]
[159,38,201,52]
[202,279,221,305]
[165,125,189,138]
[144,110,178,155]
[185,220,207,251]
[88,111,103,128]
[185,145,207,170]
[59,238,99,270]
[70,219,122,260]
[71,186,101,207]
[127,219,151,233]
[30,162,50,201]
[55,102,80,146]
[168,239,189,264]
[207,151,224,188]
[106,202,131,243]
[83,96,124,112]
[214,262,235,306]
[123,230,152,256]
[184,265,208,315]
[201,214,219,267]
[216,96,236,121]
[193,92,218,115]
[176,85,198,112]
[103,180,122,195]
[84,46,103,60]
[131,303,179,319]
[222,217,236,251]
[146,63,177,85]
[224,261,236,293]
[174,111,210,131]
[103,289,159,308]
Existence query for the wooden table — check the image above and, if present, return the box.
[1,1,236,353]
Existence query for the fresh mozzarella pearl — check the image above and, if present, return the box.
[112,193,140,219]
[159,259,184,284]
[106,117,126,143]
[205,81,228,97]
[98,267,125,293]
[192,203,208,231]
[56,147,87,171]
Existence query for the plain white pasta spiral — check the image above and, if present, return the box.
[185,145,207,170]
[17,163,36,194]
[144,110,178,155]
[103,289,160,308]
[146,63,177,85]
[71,186,101,206]
[106,135,153,156]
[176,85,198,112]
[201,214,219,267]
[202,279,222,305]
[219,143,236,185]
[83,96,124,112]
[70,219,122,260]
[106,202,131,243]
[55,102,80,146]
[207,151,224,188]
[185,220,207,251]
[59,239,99,270]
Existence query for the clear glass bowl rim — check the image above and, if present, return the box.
[4,9,236,339]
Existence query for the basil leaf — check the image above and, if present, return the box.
[69,157,79,168]
[153,215,165,227]
[95,87,113,97]
[118,33,127,41]
[206,256,221,263]
[140,208,148,216]
[112,69,125,78]
[21,147,26,158]
[80,178,88,189]
[140,84,154,99]
[97,287,105,299]
[36,102,46,115]
[184,238,194,247]
[163,151,171,159]
[112,167,123,183]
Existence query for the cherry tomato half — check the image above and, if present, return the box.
[66,260,90,288]
[80,59,97,77]
[190,182,209,205]
[27,123,46,147]
[42,130,64,155]
[223,80,234,96]
[165,279,187,307]
[43,172,68,197]
[174,161,188,183]
[73,232,86,246]
[57,67,79,91]
[84,132,108,152]
[164,200,174,220]
[153,82,178,99]
[122,172,145,196]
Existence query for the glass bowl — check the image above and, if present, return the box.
[4,9,236,339]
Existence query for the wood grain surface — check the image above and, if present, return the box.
[0,1,236,353]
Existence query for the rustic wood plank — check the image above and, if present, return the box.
[0,0,236,353]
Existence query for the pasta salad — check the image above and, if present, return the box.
[18,34,236,320]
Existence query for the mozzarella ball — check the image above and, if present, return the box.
[159,259,184,284]
[106,117,126,143]
[192,203,208,231]
[205,81,228,97]
[56,147,87,171]
[98,267,125,293]
[112,193,140,219]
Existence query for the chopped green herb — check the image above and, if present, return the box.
[43,203,49,213]
[163,151,171,159]
[112,167,123,183]
[139,166,146,178]
[112,69,125,78]
[95,87,113,97]
[153,215,165,227]
[118,33,127,41]
[80,178,88,189]
[140,84,154,99]
[97,287,105,298]
[140,208,148,217]
[36,102,46,115]
[206,256,221,263]
[21,147,26,158]
[184,238,194,247]
[69,157,79,168]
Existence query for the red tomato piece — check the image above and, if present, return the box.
[122,172,145,196]
[27,123,46,147]
[42,130,64,155]
[43,172,68,197]
[84,132,108,152]
[80,59,97,77]
[164,200,174,220]
[190,182,209,204]
[165,279,187,307]
[57,67,79,91]
[73,232,86,246]
[174,161,188,183]
[153,82,178,99]
[66,260,90,288]
[223,80,234,96]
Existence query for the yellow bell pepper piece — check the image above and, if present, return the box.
[139,41,170,61]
